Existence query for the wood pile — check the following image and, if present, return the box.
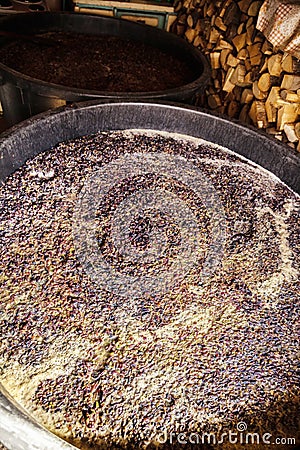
[172,0,300,151]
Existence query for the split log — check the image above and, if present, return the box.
[215,16,227,31]
[256,101,268,128]
[295,123,300,140]
[237,48,248,60]
[250,52,262,66]
[239,104,251,123]
[247,0,261,16]
[209,28,220,44]
[220,48,232,67]
[244,71,252,85]
[232,33,247,52]
[281,54,300,74]
[185,27,196,43]
[253,81,268,100]
[246,24,255,45]
[238,0,252,14]
[210,52,221,69]
[237,23,245,35]
[223,67,236,92]
[259,58,268,74]
[265,87,279,122]
[227,54,239,67]
[174,0,183,12]
[257,73,271,92]
[241,88,254,104]
[193,35,206,48]
[281,75,300,91]
[277,104,299,130]
[261,39,273,55]
[247,42,262,58]
[219,0,234,18]
[268,54,282,77]
[216,39,234,50]
[223,2,241,25]
[284,124,298,143]
[231,64,247,86]
[208,93,222,109]
[280,91,300,103]
[227,100,240,118]
[177,0,299,149]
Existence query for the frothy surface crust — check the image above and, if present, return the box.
[0,130,299,449]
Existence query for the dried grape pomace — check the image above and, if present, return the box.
[0,130,299,450]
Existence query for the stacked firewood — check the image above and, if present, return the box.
[173,0,300,151]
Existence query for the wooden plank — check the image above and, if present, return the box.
[75,0,174,11]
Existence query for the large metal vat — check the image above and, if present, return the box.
[0,103,299,450]
[0,13,210,126]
